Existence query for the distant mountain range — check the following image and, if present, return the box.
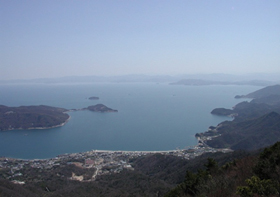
[170,79,275,86]
[1,73,280,86]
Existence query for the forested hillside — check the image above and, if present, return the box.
[166,142,280,197]
[206,84,280,150]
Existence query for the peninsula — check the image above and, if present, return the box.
[198,84,280,151]
[0,105,69,131]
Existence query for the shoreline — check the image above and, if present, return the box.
[2,136,232,161]
[0,113,232,161]
[3,115,71,131]
[0,110,230,161]
[1,111,231,161]
[2,147,193,161]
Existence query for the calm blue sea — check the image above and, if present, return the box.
[0,83,259,159]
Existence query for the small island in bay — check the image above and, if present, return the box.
[0,105,70,131]
[88,96,99,100]
[87,104,118,112]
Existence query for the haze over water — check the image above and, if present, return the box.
[0,83,259,159]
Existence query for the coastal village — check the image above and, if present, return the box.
[0,133,232,185]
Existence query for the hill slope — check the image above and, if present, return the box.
[0,105,69,130]
[166,142,280,197]
[207,84,280,150]
[206,112,280,150]
[236,84,280,99]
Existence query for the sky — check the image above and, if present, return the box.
[1,0,280,80]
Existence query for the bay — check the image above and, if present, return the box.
[0,83,259,159]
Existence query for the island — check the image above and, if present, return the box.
[87,104,118,112]
[0,103,118,131]
[0,105,70,131]
[88,96,99,100]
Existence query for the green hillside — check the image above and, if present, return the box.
[0,105,69,130]
[166,142,280,197]
[206,112,280,150]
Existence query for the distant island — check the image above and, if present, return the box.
[0,105,69,131]
[88,96,99,100]
[87,104,118,112]
[69,104,118,113]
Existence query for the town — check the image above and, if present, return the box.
[0,141,232,185]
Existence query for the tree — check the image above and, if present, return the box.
[237,176,278,196]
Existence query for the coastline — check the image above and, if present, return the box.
[3,115,71,131]
[3,134,231,161]
[26,115,71,130]
[0,115,233,182]
[0,139,233,183]
[0,110,230,160]
[0,93,235,161]
[1,113,231,160]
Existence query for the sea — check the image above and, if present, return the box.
[0,83,260,159]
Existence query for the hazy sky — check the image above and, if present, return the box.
[1,0,280,80]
